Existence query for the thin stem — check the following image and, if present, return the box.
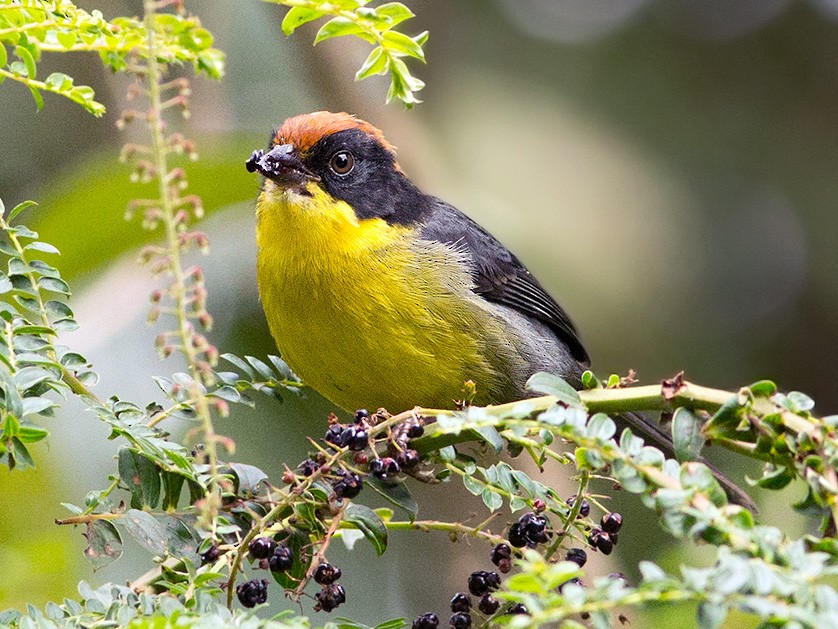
[55,512,120,525]
[142,0,221,524]
[341,518,508,546]
[293,504,346,598]
[545,471,589,560]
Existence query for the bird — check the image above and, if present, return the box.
[246,111,753,508]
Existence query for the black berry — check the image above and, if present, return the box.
[478,594,500,615]
[248,537,275,560]
[370,457,401,480]
[407,423,425,439]
[298,459,319,476]
[313,562,342,585]
[490,543,511,566]
[588,528,613,555]
[450,593,471,612]
[450,612,471,629]
[354,408,369,423]
[566,496,590,517]
[324,424,344,446]
[510,512,551,547]
[497,558,512,574]
[412,613,439,629]
[601,512,623,534]
[467,571,500,597]
[396,449,420,470]
[508,522,527,548]
[332,471,363,499]
[507,603,528,615]
[340,425,369,451]
[314,583,346,612]
[565,547,587,567]
[268,543,293,571]
[199,543,220,564]
[236,578,269,608]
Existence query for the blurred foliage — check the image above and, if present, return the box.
[267,0,427,105]
[0,0,223,114]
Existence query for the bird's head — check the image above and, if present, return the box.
[247,111,425,224]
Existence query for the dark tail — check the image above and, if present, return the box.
[615,411,757,512]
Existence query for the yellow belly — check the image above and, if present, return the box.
[256,182,511,412]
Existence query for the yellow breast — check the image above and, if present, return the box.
[255,181,510,412]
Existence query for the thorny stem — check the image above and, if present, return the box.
[142,0,221,526]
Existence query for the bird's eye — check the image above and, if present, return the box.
[329,151,355,175]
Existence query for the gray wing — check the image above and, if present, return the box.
[418,199,590,364]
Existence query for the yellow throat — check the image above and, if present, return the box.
[255,180,514,412]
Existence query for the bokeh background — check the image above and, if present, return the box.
[2,0,838,626]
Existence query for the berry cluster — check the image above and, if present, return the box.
[508,511,551,548]
[411,564,528,627]
[370,456,401,480]
[330,468,361,499]
[313,562,346,612]
[324,417,369,451]
[587,512,623,556]
[236,578,269,608]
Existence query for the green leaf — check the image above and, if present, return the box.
[8,200,36,221]
[221,352,255,378]
[0,43,6,68]
[697,601,727,629]
[121,509,169,556]
[356,46,388,80]
[44,300,73,318]
[230,462,269,497]
[14,366,54,392]
[0,272,12,293]
[525,372,582,407]
[672,407,705,462]
[462,474,483,496]
[281,6,326,35]
[118,447,162,510]
[9,437,34,469]
[751,464,795,490]
[162,472,185,510]
[367,476,418,520]
[28,85,43,111]
[25,241,60,255]
[344,503,388,556]
[83,520,122,570]
[14,45,35,78]
[56,31,77,50]
[475,425,504,453]
[314,17,367,44]
[375,2,415,27]
[747,380,777,398]
[38,276,70,295]
[16,424,48,443]
[586,413,616,441]
[481,487,503,511]
[382,30,425,61]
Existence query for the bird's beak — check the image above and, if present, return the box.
[245,144,320,189]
